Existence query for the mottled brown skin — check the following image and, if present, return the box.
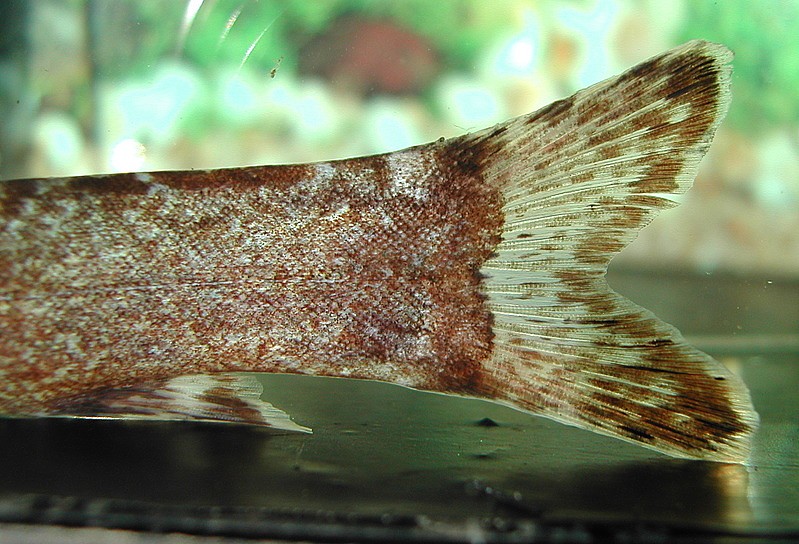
[0,142,503,414]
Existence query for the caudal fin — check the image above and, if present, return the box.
[456,40,758,462]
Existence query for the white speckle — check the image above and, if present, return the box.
[122,207,145,225]
[135,172,154,183]
[387,153,429,202]
[295,162,335,193]
[4,219,24,235]
[669,103,691,124]
[146,182,170,196]
[324,202,350,221]
[315,162,335,182]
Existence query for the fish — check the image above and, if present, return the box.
[0,40,759,462]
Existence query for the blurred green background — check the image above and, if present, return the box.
[0,0,798,278]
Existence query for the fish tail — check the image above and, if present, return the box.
[458,40,758,462]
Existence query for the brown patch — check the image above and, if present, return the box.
[617,55,663,86]
[570,171,595,184]
[620,425,656,442]
[666,55,717,101]
[154,164,317,192]
[636,159,682,193]
[487,125,508,139]
[598,145,621,161]
[198,386,263,422]
[577,97,612,126]
[526,96,575,126]
[47,379,171,416]
[441,134,503,180]
[1,178,40,217]
[68,174,150,195]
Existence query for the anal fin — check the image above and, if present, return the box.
[47,373,311,433]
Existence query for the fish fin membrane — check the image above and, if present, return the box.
[47,373,311,433]
[461,40,758,462]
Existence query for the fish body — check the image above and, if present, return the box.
[0,41,758,461]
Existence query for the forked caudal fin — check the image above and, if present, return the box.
[451,40,758,462]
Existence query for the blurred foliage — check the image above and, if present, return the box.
[335,1,513,70]
[678,0,799,133]
[82,0,799,137]
[123,0,514,77]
